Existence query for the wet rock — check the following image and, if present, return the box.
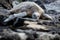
[44,0,60,12]
[0,29,60,40]
[0,0,13,9]
[24,0,56,4]
[41,0,56,4]
[0,0,60,40]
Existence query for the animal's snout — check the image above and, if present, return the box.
[32,12,40,19]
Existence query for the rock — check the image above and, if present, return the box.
[24,21,51,30]
[0,0,13,9]
[41,0,56,4]
[0,29,60,40]
[0,0,60,40]
[44,0,60,12]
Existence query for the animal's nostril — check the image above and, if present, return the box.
[33,15,37,19]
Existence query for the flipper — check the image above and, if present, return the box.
[43,14,53,20]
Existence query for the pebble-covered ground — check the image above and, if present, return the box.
[0,0,60,40]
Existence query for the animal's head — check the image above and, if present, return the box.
[32,11,53,20]
[32,12,40,20]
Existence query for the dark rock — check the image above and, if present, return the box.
[0,0,13,9]
[0,29,60,40]
[41,0,56,4]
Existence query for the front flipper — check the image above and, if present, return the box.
[42,14,53,20]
